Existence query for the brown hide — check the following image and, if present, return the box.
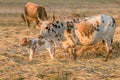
[20,38,29,46]
[76,21,98,38]
[22,2,47,28]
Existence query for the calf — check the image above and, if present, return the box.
[20,37,55,61]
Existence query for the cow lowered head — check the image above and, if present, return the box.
[21,2,48,30]
[38,17,77,43]
[38,19,78,60]
[38,14,57,38]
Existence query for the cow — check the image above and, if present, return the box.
[38,14,116,61]
[21,2,48,29]
[39,20,78,60]
[74,14,116,61]
[20,37,55,61]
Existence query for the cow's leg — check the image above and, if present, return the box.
[102,40,105,45]
[72,46,76,60]
[67,46,76,60]
[104,38,113,61]
[29,48,33,61]
[26,18,31,29]
[47,48,55,59]
[67,47,72,59]
[35,19,40,30]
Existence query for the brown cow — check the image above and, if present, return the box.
[21,2,48,29]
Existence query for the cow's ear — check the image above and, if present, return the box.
[28,39,32,45]
[21,38,27,43]
[58,16,62,21]
[73,18,80,23]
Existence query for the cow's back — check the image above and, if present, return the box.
[24,2,47,20]
[74,14,116,45]
[24,2,39,18]
[75,21,98,45]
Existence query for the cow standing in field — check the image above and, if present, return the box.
[21,2,48,29]
[20,37,55,61]
[74,14,116,61]
[39,14,116,61]
[39,20,78,60]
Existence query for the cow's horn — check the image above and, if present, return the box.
[37,13,43,23]
[52,14,55,22]
[38,17,43,23]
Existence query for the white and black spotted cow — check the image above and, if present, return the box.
[39,14,116,61]
[39,20,77,59]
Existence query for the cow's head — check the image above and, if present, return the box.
[38,17,77,43]
[20,38,31,46]
[38,14,56,39]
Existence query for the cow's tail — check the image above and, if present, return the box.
[111,17,116,28]
[21,14,26,22]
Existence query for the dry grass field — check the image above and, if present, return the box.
[0,0,120,80]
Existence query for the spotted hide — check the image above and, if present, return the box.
[39,20,77,59]
[39,14,116,61]
[74,14,116,61]
[20,37,55,61]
